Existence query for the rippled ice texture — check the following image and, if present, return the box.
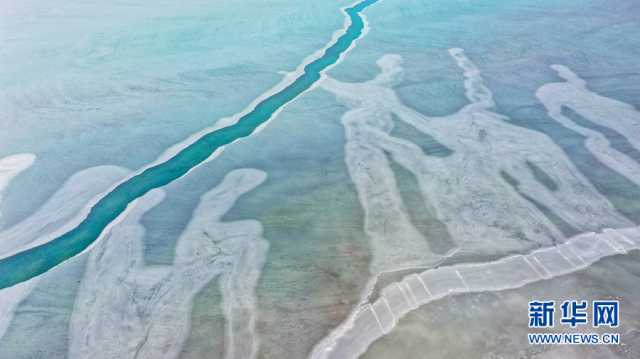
[1,0,640,358]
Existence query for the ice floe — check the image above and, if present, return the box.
[68,168,268,359]
[536,64,640,187]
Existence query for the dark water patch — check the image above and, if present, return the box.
[367,267,426,305]
[499,169,519,188]
[0,254,87,359]
[387,157,455,255]
[525,160,559,191]
[395,76,468,118]
[179,279,225,359]
[519,192,580,239]
[500,170,579,239]
[562,106,640,164]
[504,104,640,223]
[582,73,640,109]
[140,171,217,265]
[390,114,454,157]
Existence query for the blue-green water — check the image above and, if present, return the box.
[0,0,380,289]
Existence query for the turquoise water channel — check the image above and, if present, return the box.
[0,0,380,289]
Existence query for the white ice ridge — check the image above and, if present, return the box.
[309,226,640,359]
[536,65,640,187]
[0,165,129,341]
[0,153,35,225]
[320,48,631,273]
[69,168,268,359]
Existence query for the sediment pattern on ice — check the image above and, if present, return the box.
[320,48,630,274]
[537,64,640,187]
[313,48,637,359]
[69,168,268,359]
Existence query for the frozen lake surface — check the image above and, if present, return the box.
[1,0,640,358]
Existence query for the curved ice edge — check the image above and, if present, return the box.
[0,154,35,189]
[310,226,640,359]
[0,153,36,225]
[0,0,379,289]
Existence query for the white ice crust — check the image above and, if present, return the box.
[68,168,268,359]
[311,48,639,359]
[320,48,629,275]
[537,64,640,187]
